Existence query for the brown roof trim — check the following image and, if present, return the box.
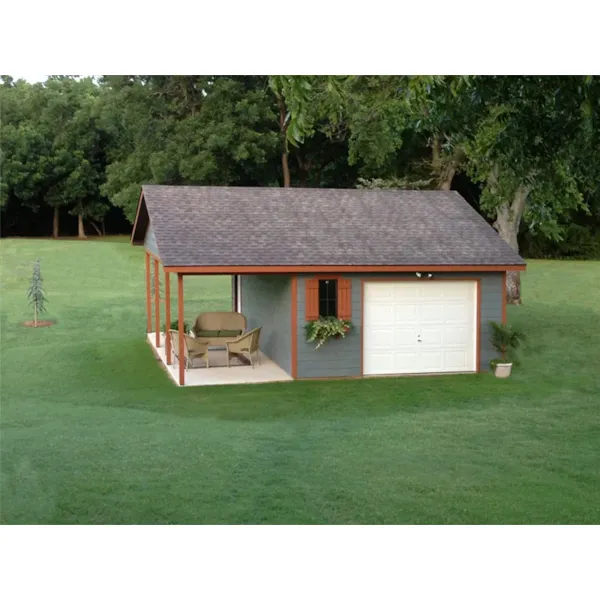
[163,264,526,274]
[130,190,146,245]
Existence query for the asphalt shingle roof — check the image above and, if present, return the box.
[137,185,525,267]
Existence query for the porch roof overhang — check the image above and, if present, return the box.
[160,264,526,274]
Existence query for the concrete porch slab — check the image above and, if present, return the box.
[147,333,293,387]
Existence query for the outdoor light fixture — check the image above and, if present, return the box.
[415,272,422,278]
[427,273,433,279]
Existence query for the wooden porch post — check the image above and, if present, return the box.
[154,257,161,347]
[165,270,172,364]
[145,251,152,333]
[178,273,185,386]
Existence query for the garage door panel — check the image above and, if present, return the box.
[420,303,445,324]
[443,302,471,323]
[445,351,469,370]
[419,327,443,346]
[394,285,419,300]
[394,303,418,323]
[366,327,399,350]
[364,281,477,376]
[418,351,444,371]
[367,286,395,302]
[366,352,396,374]
[443,327,471,346]
[369,304,395,325]
[392,350,422,373]
[441,283,472,299]
[393,327,418,347]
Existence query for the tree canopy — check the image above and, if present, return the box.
[2,75,599,283]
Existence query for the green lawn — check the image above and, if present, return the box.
[1,238,599,524]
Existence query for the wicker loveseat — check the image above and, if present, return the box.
[192,312,248,346]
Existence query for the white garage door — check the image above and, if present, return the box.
[363,280,477,375]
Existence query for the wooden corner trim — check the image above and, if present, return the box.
[290,276,298,379]
[146,249,161,264]
[164,270,172,365]
[130,189,145,245]
[177,273,185,386]
[145,251,152,333]
[163,264,526,274]
[476,278,482,373]
[154,258,161,348]
[501,271,507,324]
[360,279,365,377]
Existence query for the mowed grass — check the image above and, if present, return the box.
[1,238,599,524]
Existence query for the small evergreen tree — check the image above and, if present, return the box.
[27,259,48,327]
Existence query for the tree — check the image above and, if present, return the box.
[100,76,280,220]
[401,76,473,190]
[463,76,599,303]
[27,259,48,327]
[0,80,51,218]
[0,76,111,237]
[268,76,321,187]
[42,77,110,238]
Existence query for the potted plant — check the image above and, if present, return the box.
[305,317,352,349]
[164,319,191,334]
[489,321,526,378]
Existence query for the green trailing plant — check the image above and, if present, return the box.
[27,258,48,327]
[305,317,352,350]
[489,321,526,367]
[164,319,191,334]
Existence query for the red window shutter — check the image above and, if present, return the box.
[337,278,352,320]
[305,278,319,321]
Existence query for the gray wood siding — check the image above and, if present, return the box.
[477,272,504,369]
[241,275,292,375]
[144,221,159,257]
[296,272,504,378]
[296,276,363,378]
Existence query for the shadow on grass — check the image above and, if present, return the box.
[4,300,598,424]
[50,338,530,423]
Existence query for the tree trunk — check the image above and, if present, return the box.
[297,154,312,187]
[437,146,465,191]
[34,303,38,327]
[52,207,59,239]
[89,221,103,236]
[494,184,531,305]
[282,150,291,188]
[432,134,442,170]
[277,95,291,187]
[439,168,456,191]
[77,214,87,239]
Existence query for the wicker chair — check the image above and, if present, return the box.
[169,330,210,369]
[225,327,262,368]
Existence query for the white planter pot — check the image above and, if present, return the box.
[494,363,513,378]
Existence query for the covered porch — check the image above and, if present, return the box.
[146,332,292,387]
[143,251,292,386]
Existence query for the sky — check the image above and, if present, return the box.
[10,74,48,83]
[10,75,94,83]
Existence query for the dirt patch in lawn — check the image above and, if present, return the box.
[22,320,56,328]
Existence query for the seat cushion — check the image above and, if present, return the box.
[219,329,242,337]
[194,312,247,332]
[195,330,221,337]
